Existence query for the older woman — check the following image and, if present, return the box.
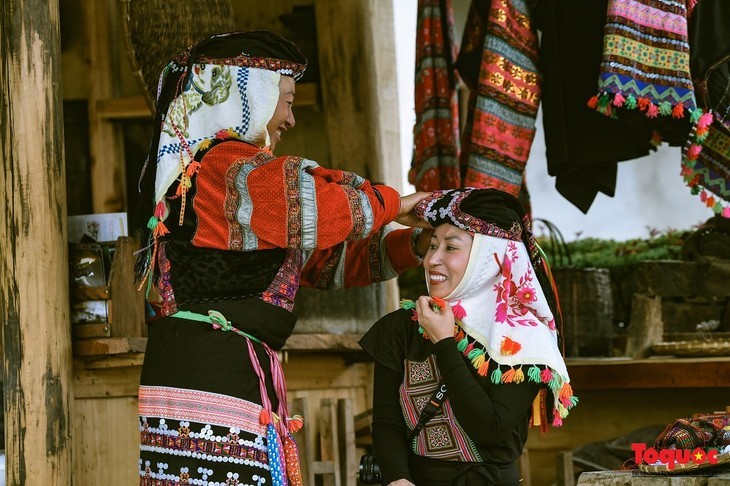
[135,30,429,486]
[360,188,577,485]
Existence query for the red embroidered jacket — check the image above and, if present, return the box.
[156,140,421,315]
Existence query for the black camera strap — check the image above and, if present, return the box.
[408,378,447,442]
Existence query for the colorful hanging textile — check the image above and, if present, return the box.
[456,0,541,197]
[409,0,462,191]
[590,0,728,216]
[684,0,730,216]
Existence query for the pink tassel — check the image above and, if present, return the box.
[452,301,467,320]
[646,103,659,118]
[698,112,714,130]
[722,207,730,218]
[552,413,563,427]
[154,201,166,219]
[540,367,553,383]
[612,92,625,107]
[700,191,708,202]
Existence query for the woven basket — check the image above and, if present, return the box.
[121,0,236,110]
[638,451,730,474]
[652,339,730,357]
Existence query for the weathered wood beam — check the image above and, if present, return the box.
[0,0,74,483]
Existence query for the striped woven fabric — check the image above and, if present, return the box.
[409,0,462,191]
[593,0,697,118]
[459,0,541,197]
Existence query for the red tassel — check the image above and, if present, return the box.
[646,103,659,118]
[587,95,598,109]
[500,336,522,355]
[185,160,201,177]
[672,103,685,118]
[288,415,304,433]
[637,97,651,111]
[260,409,272,425]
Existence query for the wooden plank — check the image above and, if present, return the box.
[519,449,532,486]
[290,397,315,486]
[108,237,146,338]
[1,0,74,483]
[73,323,111,339]
[567,357,730,390]
[283,355,369,391]
[84,0,127,212]
[338,399,357,486]
[73,396,139,484]
[557,451,575,486]
[73,366,142,399]
[318,398,341,486]
[77,353,145,370]
[73,337,147,356]
[284,333,362,352]
[97,95,152,120]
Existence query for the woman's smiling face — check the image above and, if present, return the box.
[424,224,473,298]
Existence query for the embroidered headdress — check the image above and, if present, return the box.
[135,30,307,285]
[414,188,577,429]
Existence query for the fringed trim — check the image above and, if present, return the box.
[680,111,730,218]
[402,298,579,428]
[587,92,692,120]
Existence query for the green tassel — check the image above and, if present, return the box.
[659,101,672,116]
[490,367,503,385]
[400,299,416,310]
[690,108,703,124]
[147,216,159,230]
[527,366,541,383]
[625,95,637,110]
[456,337,469,353]
[597,93,610,108]
[467,348,483,360]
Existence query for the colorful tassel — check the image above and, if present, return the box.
[540,367,553,383]
[456,336,469,353]
[646,103,659,118]
[513,367,525,384]
[672,103,685,118]
[500,336,522,356]
[452,300,466,319]
[471,352,486,370]
[185,160,201,177]
[400,299,416,310]
[490,367,503,385]
[527,365,541,383]
[587,95,599,109]
[637,97,651,111]
[502,367,516,383]
[658,101,672,116]
[698,111,713,129]
[477,359,490,376]
[154,221,169,237]
[612,92,625,107]
[288,415,304,433]
[650,131,663,147]
[625,94,637,110]
[690,108,703,124]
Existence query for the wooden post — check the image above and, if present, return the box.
[314,0,404,314]
[0,0,74,484]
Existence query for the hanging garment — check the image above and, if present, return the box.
[533,0,656,213]
[685,0,730,216]
[455,0,542,198]
[409,0,462,191]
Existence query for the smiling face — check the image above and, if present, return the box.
[424,224,474,298]
[266,75,296,151]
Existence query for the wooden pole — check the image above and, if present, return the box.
[0,1,74,484]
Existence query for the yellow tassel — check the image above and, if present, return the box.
[513,367,525,384]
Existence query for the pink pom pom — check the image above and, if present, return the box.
[698,112,714,129]
[452,301,467,320]
[612,93,625,107]
[688,144,703,157]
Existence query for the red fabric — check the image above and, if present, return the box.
[192,142,401,251]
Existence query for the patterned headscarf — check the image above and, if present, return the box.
[135,30,306,283]
[414,188,576,428]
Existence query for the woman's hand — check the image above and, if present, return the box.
[387,480,416,486]
[396,192,431,228]
[415,296,455,342]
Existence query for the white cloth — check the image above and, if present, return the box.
[154,65,280,207]
[429,233,570,382]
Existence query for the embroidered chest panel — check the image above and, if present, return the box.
[400,355,482,462]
